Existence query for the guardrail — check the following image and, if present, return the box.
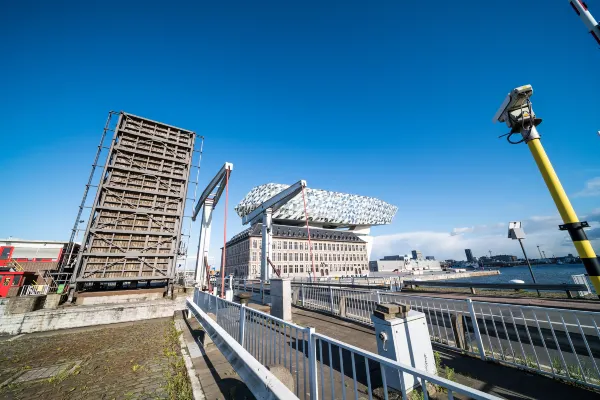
[404,280,589,297]
[189,288,500,400]
[296,284,600,391]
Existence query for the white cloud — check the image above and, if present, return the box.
[372,213,600,261]
[574,177,600,197]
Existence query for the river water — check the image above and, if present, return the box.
[451,263,588,285]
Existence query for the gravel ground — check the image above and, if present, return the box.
[0,318,186,400]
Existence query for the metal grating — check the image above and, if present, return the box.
[73,112,195,282]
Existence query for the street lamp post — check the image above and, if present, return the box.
[508,221,539,296]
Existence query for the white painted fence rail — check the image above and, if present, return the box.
[293,284,600,391]
[189,288,500,400]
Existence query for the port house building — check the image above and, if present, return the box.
[227,182,398,280]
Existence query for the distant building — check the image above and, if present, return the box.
[370,254,441,273]
[465,249,474,262]
[425,256,435,260]
[491,254,517,262]
[411,250,423,260]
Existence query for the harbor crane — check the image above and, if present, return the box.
[191,162,233,289]
[242,180,307,282]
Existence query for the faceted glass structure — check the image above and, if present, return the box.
[235,183,397,226]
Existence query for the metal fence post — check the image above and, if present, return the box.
[244,279,247,292]
[376,290,381,304]
[239,304,246,346]
[307,327,319,400]
[301,284,305,306]
[329,286,334,314]
[467,299,486,360]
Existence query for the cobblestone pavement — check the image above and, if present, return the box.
[0,318,176,399]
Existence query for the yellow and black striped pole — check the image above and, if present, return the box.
[524,126,600,297]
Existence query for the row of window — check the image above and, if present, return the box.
[249,252,366,262]
[225,263,368,275]
[252,240,365,253]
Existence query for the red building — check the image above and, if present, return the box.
[0,239,78,283]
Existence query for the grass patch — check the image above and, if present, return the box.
[162,321,193,400]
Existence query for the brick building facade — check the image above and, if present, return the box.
[224,224,369,279]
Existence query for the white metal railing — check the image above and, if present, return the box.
[297,284,600,390]
[572,274,592,297]
[19,284,51,296]
[189,288,500,400]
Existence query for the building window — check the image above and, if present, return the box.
[300,253,304,261]
[283,242,288,250]
[252,252,257,262]
[294,242,298,250]
[295,253,299,261]
[300,265,304,273]
[284,265,288,273]
[283,253,288,261]
[288,241,292,249]
[277,253,281,261]
[277,241,282,249]
[295,265,299,273]
[253,240,257,249]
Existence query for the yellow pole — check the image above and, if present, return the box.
[527,135,600,296]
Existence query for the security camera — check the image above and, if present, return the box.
[492,84,534,125]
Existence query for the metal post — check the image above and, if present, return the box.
[194,198,214,287]
[239,304,246,346]
[329,286,334,314]
[261,280,265,304]
[467,299,486,360]
[518,238,540,296]
[526,134,600,297]
[301,284,305,306]
[307,327,319,400]
[376,290,381,304]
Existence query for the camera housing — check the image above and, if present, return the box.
[492,84,534,125]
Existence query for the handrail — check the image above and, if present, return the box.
[313,332,499,400]
[404,280,587,291]
[187,299,299,400]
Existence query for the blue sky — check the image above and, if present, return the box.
[1,0,599,262]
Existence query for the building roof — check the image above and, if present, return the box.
[0,239,70,245]
[227,223,366,247]
[235,183,397,227]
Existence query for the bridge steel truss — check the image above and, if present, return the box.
[72,112,196,286]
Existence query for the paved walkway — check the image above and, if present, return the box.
[181,314,255,400]
[292,307,600,399]
[0,318,183,400]
[398,289,600,311]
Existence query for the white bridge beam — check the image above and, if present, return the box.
[192,162,233,288]
[242,180,306,282]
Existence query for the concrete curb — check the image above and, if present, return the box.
[174,314,206,400]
